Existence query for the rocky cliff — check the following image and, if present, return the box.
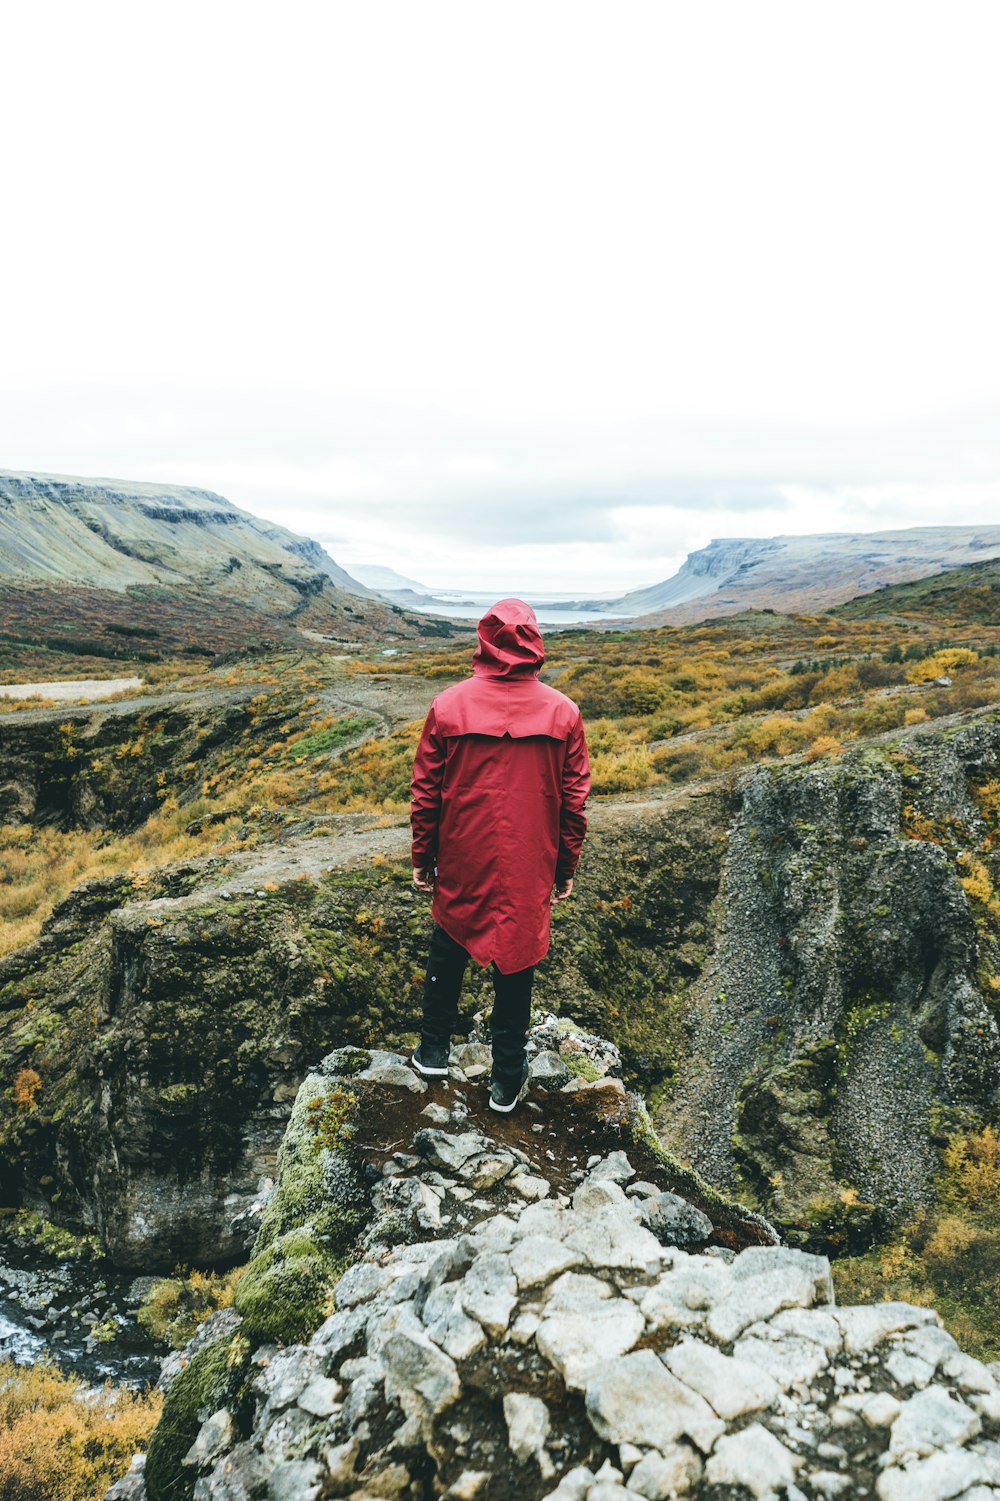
[5,700,1000,1276]
[109,1028,1000,1501]
[660,707,1000,1250]
[598,527,1000,624]
[0,785,726,1268]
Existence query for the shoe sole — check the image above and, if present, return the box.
[489,1094,519,1113]
[412,1055,449,1078]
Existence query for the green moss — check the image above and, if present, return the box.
[628,1098,777,1246]
[563,1053,602,1083]
[145,1333,250,1501]
[0,1208,101,1260]
[231,1073,368,1345]
[233,1227,347,1344]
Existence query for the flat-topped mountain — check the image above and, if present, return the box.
[605,526,1000,623]
[0,468,368,598]
[0,470,457,662]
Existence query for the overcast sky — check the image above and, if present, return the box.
[2,2,999,593]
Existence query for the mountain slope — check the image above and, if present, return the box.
[835,553,1000,624]
[0,470,454,663]
[0,469,369,598]
[593,526,1000,623]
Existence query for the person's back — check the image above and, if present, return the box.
[410,598,590,1110]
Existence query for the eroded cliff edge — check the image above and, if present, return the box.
[4,702,1000,1272]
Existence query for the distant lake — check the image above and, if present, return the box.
[0,676,143,701]
[411,601,621,625]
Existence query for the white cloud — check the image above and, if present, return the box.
[1,1,998,593]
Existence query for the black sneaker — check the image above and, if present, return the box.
[412,1040,450,1077]
[489,1061,529,1113]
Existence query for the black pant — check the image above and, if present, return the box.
[421,923,533,1085]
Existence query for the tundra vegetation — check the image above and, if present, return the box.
[2,557,1000,1492]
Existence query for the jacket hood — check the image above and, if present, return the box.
[472,597,544,678]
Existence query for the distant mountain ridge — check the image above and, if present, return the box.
[567,526,1000,624]
[0,470,451,663]
[0,469,371,599]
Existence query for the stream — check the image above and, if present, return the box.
[0,1253,163,1386]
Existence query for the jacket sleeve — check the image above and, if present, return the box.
[556,710,590,882]
[410,703,446,867]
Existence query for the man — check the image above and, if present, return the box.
[409,597,590,1112]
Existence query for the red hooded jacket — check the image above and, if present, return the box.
[410,598,590,974]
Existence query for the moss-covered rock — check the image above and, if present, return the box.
[232,1069,369,1344]
[144,1331,251,1501]
[660,709,1000,1250]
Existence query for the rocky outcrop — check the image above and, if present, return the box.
[0,793,726,1268]
[121,1035,1000,1501]
[8,702,1000,1270]
[661,708,1000,1248]
[0,685,267,828]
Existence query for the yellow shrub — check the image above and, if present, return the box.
[958,855,995,908]
[804,735,843,763]
[906,648,979,684]
[137,1266,245,1348]
[589,748,656,795]
[942,1126,1000,1210]
[0,1360,161,1501]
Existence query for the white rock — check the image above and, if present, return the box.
[585,1152,634,1185]
[536,1295,645,1389]
[513,1200,572,1241]
[625,1444,703,1499]
[540,1464,595,1500]
[704,1423,803,1497]
[835,1301,939,1356]
[618,1443,643,1471]
[544,1270,614,1310]
[809,1473,853,1499]
[635,1259,731,1332]
[509,1234,582,1290]
[563,1209,665,1272]
[379,1321,461,1432]
[885,1348,937,1389]
[296,1375,343,1417]
[585,1349,725,1454]
[971,1392,1000,1423]
[503,1392,553,1475]
[942,1351,998,1394]
[769,1306,843,1351]
[708,1260,831,1344]
[572,1179,631,1213]
[445,1471,491,1499]
[182,1408,234,1469]
[355,1062,426,1093]
[876,1449,994,1501]
[663,1338,780,1419]
[731,1246,833,1298]
[457,1253,518,1336]
[334,1260,394,1309]
[468,1214,519,1254]
[889,1386,981,1462]
[424,1299,487,1361]
[854,1390,902,1428]
[733,1333,828,1391]
[510,1309,542,1344]
[509,1172,551,1201]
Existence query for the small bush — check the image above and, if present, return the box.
[0,1359,161,1501]
[138,1266,246,1349]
